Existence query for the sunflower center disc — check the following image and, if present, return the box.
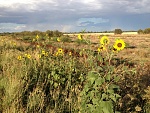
[117,43,122,47]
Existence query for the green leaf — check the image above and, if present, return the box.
[95,77,103,86]
[109,94,117,102]
[114,76,120,82]
[87,71,99,85]
[54,82,58,88]
[106,74,111,81]
[101,101,113,113]
[107,89,114,94]
[109,84,120,91]
[114,94,121,99]
[101,93,108,100]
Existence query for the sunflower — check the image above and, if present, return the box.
[78,34,82,40]
[69,52,72,56]
[113,39,125,51]
[58,48,63,54]
[45,52,49,56]
[36,45,40,48]
[27,54,31,59]
[17,55,22,60]
[97,45,106,52]
[38,54,41,58]
[32,38,35,42]
[57,38,61,42]
[36,35,39,40]
[42,50,46,55]
[112,47,118,53]
[100,36,109,45]
[13,42,16,46]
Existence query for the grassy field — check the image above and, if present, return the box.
[0,34,150,113]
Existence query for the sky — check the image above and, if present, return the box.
[0,0,150,32]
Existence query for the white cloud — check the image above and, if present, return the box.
[0,0,150,32]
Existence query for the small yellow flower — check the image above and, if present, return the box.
[113,39,125,51]
[36,35,39,40]
[100,36,109,45]
[27,54,31,59]
[17,55,22,60]
[42,50,46,55]
[112,47,118,53]
[33,38,35,42]
[45,52,49,56]
[78,34,82,40]
[13,42,16,46]
[97,45,106,52]
[38,54,41,58]
[24,54,28,57]
[58,48,63,54]
[69,52,72,56]
[36,45,40,48]
[57,38,61,42]
[54,52,59,56]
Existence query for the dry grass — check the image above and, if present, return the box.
[2,34,150,63]
[62,34,150,63]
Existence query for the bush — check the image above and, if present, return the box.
[114,29,123,35]
[60,36,72,42]
[144,28,150,34]
[138,29,144,34]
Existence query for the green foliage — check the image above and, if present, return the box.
[138,29,144,34]
[60,35,72,42]
[143,28,150,34]
[143,87,150,112]
[80,70,121,113]
[137,28,150,34]
[114,29,123,35]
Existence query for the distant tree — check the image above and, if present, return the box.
[143,28,150,34]
[137,29,143,34]
[46,30,53,37]
[31,30,42,35]
[114,29,123,34]
[53,30,62,37]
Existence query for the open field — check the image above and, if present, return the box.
[0,34,150,113]
[64,31,138,36]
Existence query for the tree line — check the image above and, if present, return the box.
[0,30,63,37]
[137,28,150,34]
[0,27,150,36]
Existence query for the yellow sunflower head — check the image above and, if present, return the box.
[36,35,39,39]
[42,50,46,55]
[69,52,72,56]
[112,47,118,53]
[78,34,82,40]
[100,36,109,45]
[57,38,61,42]
[38,54,41,58]
[113,39,125,51]
[17,55,22,60]
[27,54,31,59]
[58,48,63,54]
[97,45,106,52]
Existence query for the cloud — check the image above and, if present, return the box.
[77,18,109,27]
[0,0,150,32]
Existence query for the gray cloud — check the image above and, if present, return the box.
[0,0,150,32]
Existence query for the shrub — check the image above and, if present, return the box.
[114,29,123,35]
